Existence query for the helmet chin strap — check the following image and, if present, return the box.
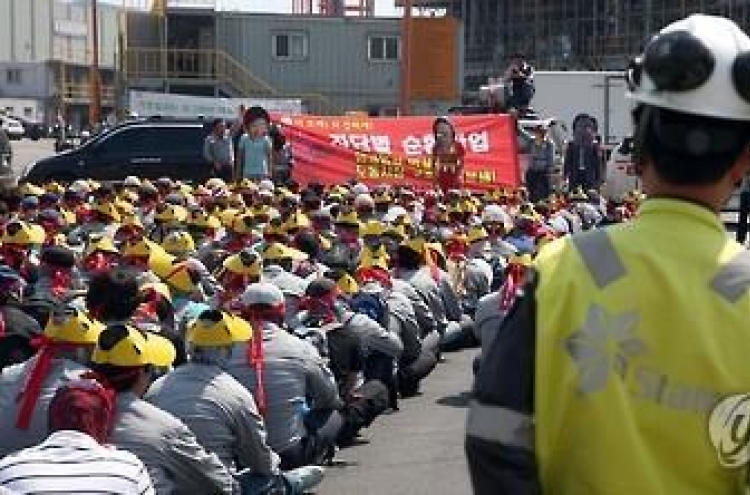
[632,105,652,176]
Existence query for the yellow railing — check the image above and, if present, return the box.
[124,47,334,112]
[124,47,277,95]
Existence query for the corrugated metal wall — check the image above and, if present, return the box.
[216,14,402,114]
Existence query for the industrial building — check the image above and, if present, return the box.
[123,1,463,115]
[0,0,120,127]
[406,0,750,92]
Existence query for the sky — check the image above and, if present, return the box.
[218,0,402,16]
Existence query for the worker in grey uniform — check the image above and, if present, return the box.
[0,308,99,458]
[230,283,343,470]
[146,309,325,495]
[260,243,309,329]
[394,240,453,348]
[91,323,239,495]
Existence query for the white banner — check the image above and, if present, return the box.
[128,91,304,119]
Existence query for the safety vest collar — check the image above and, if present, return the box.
[637,198,724,234]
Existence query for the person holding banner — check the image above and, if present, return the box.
[431,117,465,194]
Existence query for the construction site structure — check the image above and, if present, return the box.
[292,0,375,16]
[407,0,750,92]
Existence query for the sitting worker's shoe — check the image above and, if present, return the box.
[284,465,325,494]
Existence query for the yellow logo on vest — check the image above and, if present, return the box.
[709,394,750,468]
[565,304,644,395]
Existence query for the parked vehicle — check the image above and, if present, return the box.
[1,117,25,140]
[0,128,14,188]
[9,115,46,140]
[21,118,214,184]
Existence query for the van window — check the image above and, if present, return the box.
[148,127,206,155]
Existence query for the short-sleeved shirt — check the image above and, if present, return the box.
[238,134,272,179]
[0,430,155,495]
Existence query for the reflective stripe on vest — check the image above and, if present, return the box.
[710,250,750,303]
[571,230,626,289]
[465,400,534,451]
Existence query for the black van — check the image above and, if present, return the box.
[21,119,214,184]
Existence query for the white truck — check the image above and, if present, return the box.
[531,71,634,150]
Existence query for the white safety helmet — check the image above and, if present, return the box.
[628,14,750,121]
[259,179,275,192]
[354,193,375,210]
[481,204,511,225]
[352,183,370,196]
[123,176,141,188]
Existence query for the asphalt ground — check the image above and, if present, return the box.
[9,138,55,179]
[318,348,476,495]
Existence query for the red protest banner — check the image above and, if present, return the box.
[279,114,520,190]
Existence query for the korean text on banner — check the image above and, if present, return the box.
[281,114,520,190]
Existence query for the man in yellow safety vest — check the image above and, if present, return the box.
[466,14,750,494]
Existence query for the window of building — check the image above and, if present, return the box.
[6,69,21,85]
[272,32,308,60]
[368,36,400,62]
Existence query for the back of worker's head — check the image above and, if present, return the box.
[628,14,750,185]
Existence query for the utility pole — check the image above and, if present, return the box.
[644,0,653,41]
[89,0,102,128]
[400,0,413,116]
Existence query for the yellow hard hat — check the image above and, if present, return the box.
[120,215,145,232]
[360,245,389,268]
[60,208,77,225]
[402,236,426,255]
[161,231,196,256]
[263,242,309,262]
[154,204,188,224]
[154,260,198,293]
[44,308,104,345]
[1,221,45,246]
[223,250,262,277]
[510,253,534,267]
[467,225,489,244]
[362,220,385,238]
[122,238,152,258]
[187,310,252,347]
[228,193,246,208]
[335,211,361,229]
[18,183,45,197]
[359,251,390,272]
[228,212,256,235]
[282,212,311,233]
[220,208,241,229]
[188,210,221,230]
[383,224,407,241]
[84,235,119,257]
[45,182,64,194]
[91,201,121,223]
[140,281,172,303]
[337,273,360,296]
[373,191,392,204]
[251,204,272,221]
[92,324,176,368]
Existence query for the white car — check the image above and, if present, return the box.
[603,137,640,201]
[1,117,24,140]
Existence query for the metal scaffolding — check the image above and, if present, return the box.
[292,0,375,16]
[415,0,750,90]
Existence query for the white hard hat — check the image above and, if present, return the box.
[481,204,511,225]
[628,14,750,121]
[354,193,375,209]
[259,179,275,192]
[352,183,370,195]
[123,176,141,187]
[240,282,285,307]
